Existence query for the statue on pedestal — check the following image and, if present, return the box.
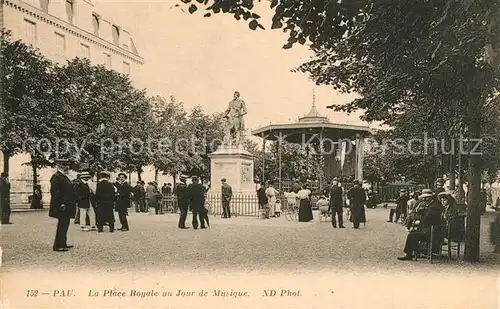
[223,91,247,146]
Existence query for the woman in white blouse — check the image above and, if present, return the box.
[265,182,278,218]
[297,185,313,222]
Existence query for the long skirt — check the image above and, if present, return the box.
[298,199,313,222]
[268,197,276,217]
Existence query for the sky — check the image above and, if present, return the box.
[93,0,369,134]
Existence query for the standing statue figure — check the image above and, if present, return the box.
[223,91,247,146]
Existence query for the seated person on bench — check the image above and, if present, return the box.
[397,189,444,261]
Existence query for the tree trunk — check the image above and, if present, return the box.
[32,164,38,188]
[172,172,177,191]
[154,168,159,183]
[2,150,9,174]
[457,151,465,203]
[449,141,456,192]
[136,166,142,182]
[464,113,482,262]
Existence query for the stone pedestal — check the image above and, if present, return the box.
[208,144,256,195]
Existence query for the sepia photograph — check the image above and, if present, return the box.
[0,0,499,308]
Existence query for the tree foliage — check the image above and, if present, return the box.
[0,31,56,172]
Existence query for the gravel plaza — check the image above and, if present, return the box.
[1,208,499,309]
[1,207,499,272]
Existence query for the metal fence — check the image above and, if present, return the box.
[205,193,259,217]
[157,194,260,217]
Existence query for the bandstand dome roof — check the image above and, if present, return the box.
[252,103,371,143]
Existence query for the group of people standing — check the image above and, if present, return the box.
[256,181,280,218]
[49,159,132,252]
[173,175,211,229]
[326,179,367,229]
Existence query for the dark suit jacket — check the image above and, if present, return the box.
[329,186,343,208]
[49,171,76,219]
[347,185,366,206]
[175,182,190,206]
[95,179,116,222]
[115,182,132,211]
[257,188,268,205]
[75,181,92,209]
[0,177,10,204]
[221,183,233,202]
[132,185,145,201]
[95,180,116,208]
[189,183,206,210]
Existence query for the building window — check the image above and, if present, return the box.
[55,33,65,59]
[104,53,111,69]
[92,14,99,36]
[123,61,130,75]
[80,43,90,59]
[24,19,37,46]
[40,0,49,13]
[112,25,120,45]
[66,0,74,24]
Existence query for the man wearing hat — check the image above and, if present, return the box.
[397,188,444,260]
[95,172,116,232]
[387,189,409,223]
[49,159,77,251]
[329,179,345,228]
[346,180,366,229]
[132,180,146,213]
[75,172,96,231]
[221,178,233,219]
[175,175,190,229]
[0,172,12,225]
[189,176,207,229]
[435,178,445,195]
[115,173,132,231]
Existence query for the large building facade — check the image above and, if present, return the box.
[1,0,144,205]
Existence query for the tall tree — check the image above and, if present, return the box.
[0,33,55,174]
[150,95,190,180]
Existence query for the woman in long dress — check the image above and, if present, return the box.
[265,183,278,218]
[297,185,313,222]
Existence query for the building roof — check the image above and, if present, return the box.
[251,103,371,143]
[298,103,329,123]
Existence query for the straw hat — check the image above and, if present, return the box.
[77,172,91,179]
[419,189,434,199]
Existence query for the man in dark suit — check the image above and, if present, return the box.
[397,190,444,260]
[0,172,12,224]
[132,181,145,213]
[115,173,132,231]
[388,189,409,223]
[221,178,233,218]
[95,172,116,233]
[346,180,366,229]
[329,179,345,228]
[257,182,268,209]
[74,172,96,231]
[189,176,206,230]
[49,159,77,252]
[175,175,190,229]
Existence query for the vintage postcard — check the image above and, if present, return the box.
[0,0,499,308]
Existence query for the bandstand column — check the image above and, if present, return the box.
[278,132,282,192]
[355,134,364,181]
[261,133,266,184]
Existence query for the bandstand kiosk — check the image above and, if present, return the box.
[251,103,371,192]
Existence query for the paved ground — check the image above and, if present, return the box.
[1,207,499,273]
